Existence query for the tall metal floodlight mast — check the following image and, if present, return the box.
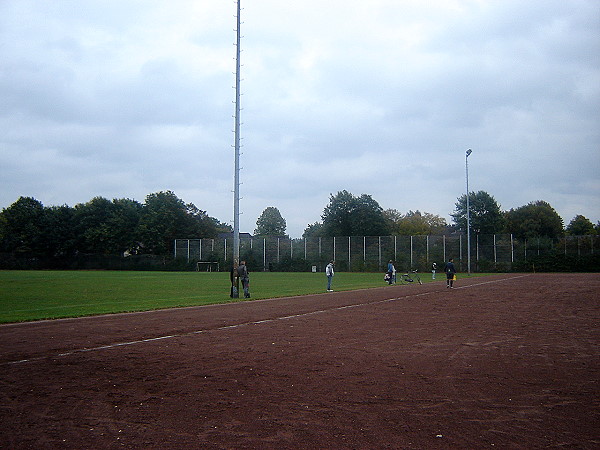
[465,148,473,275]
[232,0,242,270]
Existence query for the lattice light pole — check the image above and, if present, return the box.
[466,148,473,275]
[231,0,242,296]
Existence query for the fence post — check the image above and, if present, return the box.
[494,234,497,264]
[443,235,446,262]
[378,236,381,269]
[510,234,514,263]
[348,236,351,271]
[410,235,413,268]
[319,237,322,261]
[333,237,336,263]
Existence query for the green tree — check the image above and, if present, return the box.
[254,206,287,236]
[73,197,120,254]
[136,191,203,255]
[452,191,505,235]
[504,200,564,240]
[105,198,144,254]
[385,209,447,235]
[43,204,77,257]
[0,196,46,254]
[185,202,229,238]
[321,190,389,237]
[303,221,325,238]
[565,215,595,236]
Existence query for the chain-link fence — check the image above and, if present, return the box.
[175,234,600,272]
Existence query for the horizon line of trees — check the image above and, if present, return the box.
[0,191,231,259]
[300,190,599,240]
[1,189,598,259]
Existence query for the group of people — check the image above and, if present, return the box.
[326,257,458,292]
[230,257,458,297]
[229,260,251,298]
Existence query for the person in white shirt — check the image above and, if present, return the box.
[326,261,335,291]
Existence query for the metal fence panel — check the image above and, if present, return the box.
[174,234,599,271]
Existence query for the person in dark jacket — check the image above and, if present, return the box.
[237,260,250,298]
[444,258,456,288]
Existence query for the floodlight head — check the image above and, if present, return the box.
[466,148,472,157]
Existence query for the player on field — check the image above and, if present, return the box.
[444,258,456,288]
[326,261,335,292]
[237,260,250,298]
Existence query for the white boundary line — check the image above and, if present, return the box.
[3,275,529,366]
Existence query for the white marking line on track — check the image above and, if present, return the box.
[4,275,529,366]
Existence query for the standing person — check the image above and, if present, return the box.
[444,258,456,288]
[326,260,335,292]
[387,260,394,285]
[229,263,239,298]
[237,260,250,298]
[432,262,437,280]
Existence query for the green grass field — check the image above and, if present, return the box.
[0,270,483,323]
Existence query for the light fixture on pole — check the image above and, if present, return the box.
[465,148,472,275]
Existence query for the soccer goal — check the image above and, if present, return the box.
[196,261,220,272]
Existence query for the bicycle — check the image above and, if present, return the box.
[399,269,422,285]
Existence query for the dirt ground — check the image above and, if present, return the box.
[0,273,598,449]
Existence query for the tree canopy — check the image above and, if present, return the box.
[320,190,389,237]
[0,191,230,257]
[0,196,45,254]
[452,191,506,235]
[566,215,595,235]
[504,200,564,240]
[302,221,325,238]
[384,209,447,235]
[254,207,287,236]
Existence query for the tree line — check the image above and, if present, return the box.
[298,190,598,240]
[0,191,231,258]
[1,189,597,261]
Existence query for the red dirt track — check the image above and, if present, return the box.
[1,273,599,448]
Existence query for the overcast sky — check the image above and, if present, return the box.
[1,0,599,238]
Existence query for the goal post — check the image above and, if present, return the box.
[196,261,220,272]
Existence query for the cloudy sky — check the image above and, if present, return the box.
[1,0,599,238]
